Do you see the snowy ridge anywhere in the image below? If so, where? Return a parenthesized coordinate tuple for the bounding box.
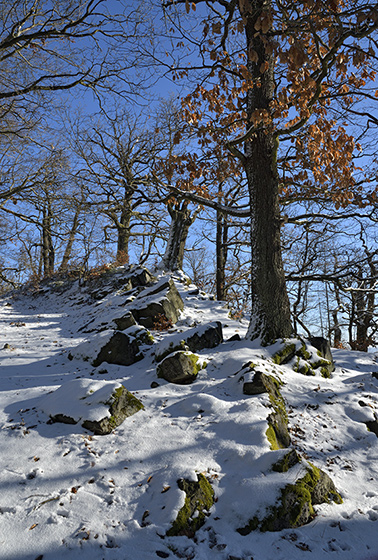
(0, 272, 378, 560)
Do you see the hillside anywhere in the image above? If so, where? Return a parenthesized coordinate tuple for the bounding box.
(1, 265, 378, 560)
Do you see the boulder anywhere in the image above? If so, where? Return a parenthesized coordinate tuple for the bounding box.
(130, 280, 184, 329)
(114, 311, 137, 331)
(155, 322, 223, 362)
(243, 371, 276, 395)
(157, 351, 202, 384)
(41, 379, 144, 435)
(92, 331, 143, 367)
(238, 459, 342, 534)
(308, 337, 335, 367)
(167, 474, 214, 537)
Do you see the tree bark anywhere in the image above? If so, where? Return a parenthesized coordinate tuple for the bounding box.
(159, 200, 197, 271)
(60, 204, 81, 273)
(216, 208, 228, 301)
(241, 0, 292, 344)
(42, 199, 54, 277)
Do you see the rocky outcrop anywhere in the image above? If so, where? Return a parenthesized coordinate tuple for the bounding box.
(41, 379, 144, 435)
(114, 311, 137, 331)
(238, 453, 342, 534)
(155, 322, 223, 362)
(167, 474, 214, 537)
(92, 331, 144, 367)
(82, 386, 144, 435)
(272, 339, 335, 378)
(130, 279, 184, 328)
(156, 351, 203, 384)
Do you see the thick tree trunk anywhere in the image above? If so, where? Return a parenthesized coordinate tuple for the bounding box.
(116, 201, 131, 264)
(241, 0, 292, 344)
(159, 201, 197, 271)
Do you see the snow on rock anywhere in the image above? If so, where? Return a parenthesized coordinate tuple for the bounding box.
(40, 378, 144, 434)
(155, 321, 223, 362)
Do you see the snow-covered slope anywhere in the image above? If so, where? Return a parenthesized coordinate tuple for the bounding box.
(1, 269, 378, 560)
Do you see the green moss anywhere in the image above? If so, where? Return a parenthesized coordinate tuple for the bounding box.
(237, 516, 259, 535)
(166, 474, 214, 537)
(272, 343, 296, 365)
(272, 449, 301, 473)
(185, 352, 202, 374)
(266, 424, 280, 451)
(296, 343, 311, 361)
(240, 463, 342, 534)
(294, 358, 315, 376)
(261, 374, 290, 450)
(320, 367, 332, 378)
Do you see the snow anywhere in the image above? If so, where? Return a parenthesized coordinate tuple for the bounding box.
(1, 276, 378, 560)
(40, 379, 122, 423)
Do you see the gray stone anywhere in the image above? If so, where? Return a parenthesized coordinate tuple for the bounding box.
(92, 331, 143, 367)
(308, 337, 335, 372)
(82, 386, 144, 435)
(237, 461, 342, 534)
(114, 311, 137, 331)
(41, 379, 144, 435)
(243, 371, 272, 395)
(131, 280, 184, 328)
(155, 322, 223, 362)
(157, 351, 202, 384)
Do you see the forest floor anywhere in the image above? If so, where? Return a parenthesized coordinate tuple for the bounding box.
(1, 269, 378, 560)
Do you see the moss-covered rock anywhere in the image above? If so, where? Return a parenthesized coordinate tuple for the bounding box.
(262, 375, 291, 450)
(238, 461, 342, 534)
(243, 371, 275, 395)
(271, 449, 301, 473)
(157, 351, 202, 385)
(272, 343, 296, 365)
(293, 357, 315, 376)
(82, 385, 144, 435)
(167, 474, 214, 537)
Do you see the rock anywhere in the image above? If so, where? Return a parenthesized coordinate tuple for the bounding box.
(82, 386, 144, 435)
(114, 311, 137, 330)
(40, 379, 144, 435)
(264, 376, 291, 450)
(157, 351, 202, 384)
(166, 474, 214, 537)
(238, 460, 342, 534)
(271, 449, 301, 473)
(126, 265, 156, 288)
(130, 280, 184, 329)
(308, 337, 335, 376)
(243, 371, 275, 395)
(228, 333, 241, 342)
(92, 331, 144, 367)
(366, 413, 378, 437)
(155, 322, 223, 362)
(272, 342, 297, 365)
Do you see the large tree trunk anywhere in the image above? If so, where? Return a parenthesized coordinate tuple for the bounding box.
(241, 0, 292, 344)
(116, 200, 131, 264)
(159, 200, 197, 271)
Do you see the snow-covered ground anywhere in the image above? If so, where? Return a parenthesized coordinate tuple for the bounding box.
(1, 272, 378, 560)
